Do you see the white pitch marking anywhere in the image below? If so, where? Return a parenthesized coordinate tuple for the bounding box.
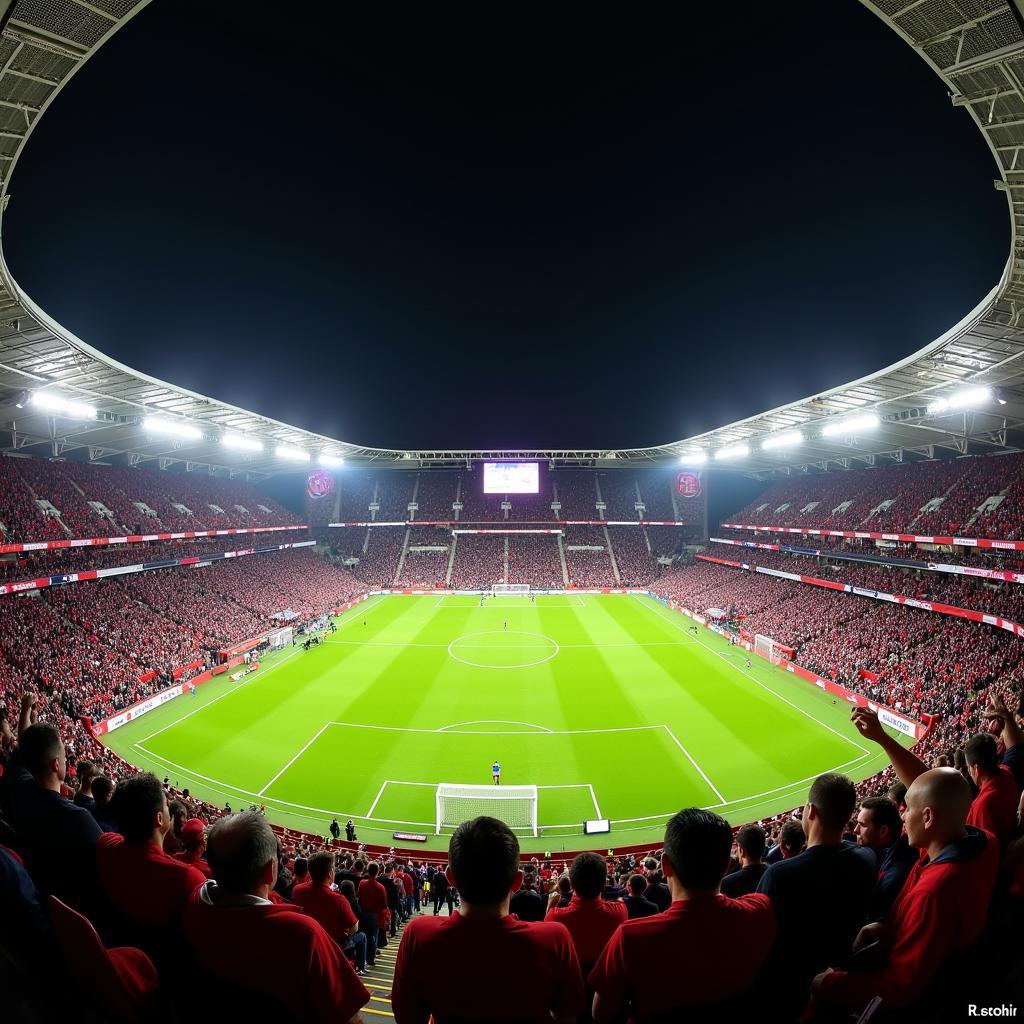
(329, 721, 665, 737)
(366, 780, 390, 817)
(135, 647, 303, 745)
(437, 720, 554, 733)
(637, 595, 869, 756)
(257, 722, 333, 796)
(660, 725, 726, 803)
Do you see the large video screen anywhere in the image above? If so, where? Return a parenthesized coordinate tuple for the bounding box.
(483, 461, 539, 494)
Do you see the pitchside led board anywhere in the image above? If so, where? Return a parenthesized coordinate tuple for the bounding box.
(483, 461, 539, 494)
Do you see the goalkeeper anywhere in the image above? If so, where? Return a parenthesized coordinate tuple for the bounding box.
(492, 760, 501, 785)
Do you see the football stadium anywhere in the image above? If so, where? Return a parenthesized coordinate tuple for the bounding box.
(1, 1, 1024, 1021)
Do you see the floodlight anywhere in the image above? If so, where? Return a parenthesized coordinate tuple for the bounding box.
(31, 391, 97, 419)
(679, 452, 707, 465)
(821, 414, 879, 437)
(319, 454, 345, 467)
(714, 444, 750, 461)
(276, 445, 310, 462)
(926, 386, 992, 415)
(761, 430, 802, 451)
(222, 433, 264, 452)
(143, 416, 203, 440)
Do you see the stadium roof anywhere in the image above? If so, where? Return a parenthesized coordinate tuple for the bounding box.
(2, 0, 1024, 477)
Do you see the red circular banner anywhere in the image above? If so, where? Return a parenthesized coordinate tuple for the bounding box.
(676, 471, 702, 498)
(307, 470, 335, 499)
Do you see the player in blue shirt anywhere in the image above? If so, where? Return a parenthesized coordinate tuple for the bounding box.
(492, 761, 501, 785)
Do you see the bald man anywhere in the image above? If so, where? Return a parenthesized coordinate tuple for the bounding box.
(811, 766, 999, 1011)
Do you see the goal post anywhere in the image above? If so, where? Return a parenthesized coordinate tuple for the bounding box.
(490, 583, 531, 596)
(754, 633, 791, 666)
(435, 783, 539, 836)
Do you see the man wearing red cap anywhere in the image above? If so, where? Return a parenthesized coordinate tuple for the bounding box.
(173, 818, 212, 878)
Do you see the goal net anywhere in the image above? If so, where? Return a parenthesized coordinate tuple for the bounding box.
(754, 633, 784, 665)
(490, 583, 530, 595)
(435, 783, 539, 835)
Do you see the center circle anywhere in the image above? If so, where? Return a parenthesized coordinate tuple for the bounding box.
(447, 630, 560, 670)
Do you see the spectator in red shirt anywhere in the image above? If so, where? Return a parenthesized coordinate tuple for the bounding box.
(392, 816, 584, 1024)
(356, 861, 388, 966)
(964, 732, 1020, 845)
(590, 808, 775, 1022)
(293, 851, 367, 973)
(97, 772, 206, 931)
(545, 851, 627, 967)
(812, 768, 1000, 1012)
(173, 818, 212, 878)
(184, 811, 369, 1023)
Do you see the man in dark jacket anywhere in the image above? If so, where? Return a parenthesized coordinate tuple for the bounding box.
(621, 874, 658, 919)
(431, 864, 449, 915)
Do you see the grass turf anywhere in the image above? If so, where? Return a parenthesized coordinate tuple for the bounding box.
(104, 593, 904, 852)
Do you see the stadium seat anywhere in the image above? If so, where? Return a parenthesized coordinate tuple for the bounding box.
(48, 896, 160, 1024)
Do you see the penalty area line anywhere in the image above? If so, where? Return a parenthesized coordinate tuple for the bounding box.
(257, 722, 333, 797)
(660, 725, 726, 804)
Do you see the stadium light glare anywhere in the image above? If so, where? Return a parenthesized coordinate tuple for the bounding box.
(31, 391, 96, 419)
(222, 433, 264, 452)
(714, 444, 750, 461)
(319, 454, 344, 467)
(679, 452, 707, 465)
(927, 386, 992, 415)
(761, 430, 802, 451)
(276, 445, 310, 462)
(143, 416, 203, 440)
(821, 414, 879, 437)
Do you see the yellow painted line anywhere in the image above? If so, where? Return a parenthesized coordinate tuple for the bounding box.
(362, 1008, 394, 1018)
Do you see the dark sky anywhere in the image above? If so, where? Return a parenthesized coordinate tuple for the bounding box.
(5, 1, 1009, 451)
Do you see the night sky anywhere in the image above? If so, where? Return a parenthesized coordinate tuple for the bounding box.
(5, 1, 1009, 451)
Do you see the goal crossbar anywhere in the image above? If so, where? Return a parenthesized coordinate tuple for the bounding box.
(435, 783, 538, 835)
(490, 583, 530, 595)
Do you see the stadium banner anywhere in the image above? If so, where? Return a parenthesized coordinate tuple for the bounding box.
(720, 522, 1024, 553)
(371, 588, 648, 596)
(90, 654, 252, 737)
(694, 555, 1024, 640)
(0, 540, 316, 596)
(784, 664, 926, 739)
(0, 523, 307, 556)
(709, 536, 1024, 584)
(327, 519, 688, 528)
(93, 684, 184, 736)
(657, 590, 927, 740)
(453, 529, 563, 535)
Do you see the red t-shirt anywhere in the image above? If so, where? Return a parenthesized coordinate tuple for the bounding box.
(357, 877, 388, 913)
(819, 828, 999, 1009)
(184, 884, 369, 1024)
(545, 895, 627, 964)
(966, 765, 1018, 844)
(392, 912, 584, 1024)
(292, 880, 357, 942)
(173, 849, 213, 878)
(401, 871, 414, 896)
(589, 893, 775, 1021)
(96, 832, 206, 927)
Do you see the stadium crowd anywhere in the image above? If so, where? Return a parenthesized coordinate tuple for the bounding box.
(728, 452, 1024, 540)
(1, 685, 1021, 1021)
(0, 456, 300, 544)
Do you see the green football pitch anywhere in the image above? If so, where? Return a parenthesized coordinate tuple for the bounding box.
(104, 593, 903, 853)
